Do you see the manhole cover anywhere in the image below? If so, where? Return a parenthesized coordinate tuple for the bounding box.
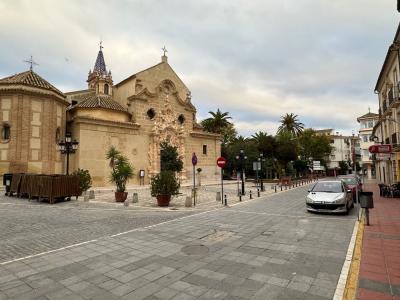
(181, 244, 209, 256)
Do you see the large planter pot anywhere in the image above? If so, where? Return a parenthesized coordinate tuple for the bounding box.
(115, 191, 128, 202)
(156, 195, 171, 207)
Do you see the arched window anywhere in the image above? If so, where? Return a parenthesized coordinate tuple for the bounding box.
(104, 84, 109, 95)
(178, 114, 185, 125)
(1, 124, 10, 141)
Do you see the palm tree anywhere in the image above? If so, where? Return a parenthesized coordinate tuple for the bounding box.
(277, 113, 304, 136)
(251, 131, 268, 144)
(201, 109, 232, 134)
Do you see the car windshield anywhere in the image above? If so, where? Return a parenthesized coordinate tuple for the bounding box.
(311, 182, 343, 193)
(340, 177, 357, 185)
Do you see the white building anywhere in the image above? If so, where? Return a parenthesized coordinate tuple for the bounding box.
(315, 129, 360, 176)
(357, 112, 379, 179)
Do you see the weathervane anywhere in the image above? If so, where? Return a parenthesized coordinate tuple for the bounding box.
(162, 46, 168, 56)
(23, 55, 38, 71)
(99, 40, 104, 51)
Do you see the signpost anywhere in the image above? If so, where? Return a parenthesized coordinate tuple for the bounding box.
(192, 153, 197, 206)
(253, 161, 261, 188)
(312, 161, 321, 171)
(217, 157, 227, 206)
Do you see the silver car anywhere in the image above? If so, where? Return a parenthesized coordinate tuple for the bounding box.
(306, 180, 354, 214)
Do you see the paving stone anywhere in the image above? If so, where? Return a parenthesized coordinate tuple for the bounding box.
(154, 287, 180, 300)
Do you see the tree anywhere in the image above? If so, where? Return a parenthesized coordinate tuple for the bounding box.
(277, 113, 304, 136)
(339, 160, 348, 175)
(275, 131, 298, 177)
(201, 109, 232, 134)
(160, 142, 183, 172)
(298, 129, 333, 163)
(251, 131, 276, 158)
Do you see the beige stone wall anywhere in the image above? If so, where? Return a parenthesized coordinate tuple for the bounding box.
(75, 109, 130, 123)
(70, 120, 148, 187)
(0, 92, 66, 177)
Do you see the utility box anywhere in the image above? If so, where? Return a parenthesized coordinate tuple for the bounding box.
(360, 191, 374, 208)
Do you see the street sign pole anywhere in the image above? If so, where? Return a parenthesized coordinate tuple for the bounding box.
(192, 153, 198, 207)
(216, 156, 227, 206)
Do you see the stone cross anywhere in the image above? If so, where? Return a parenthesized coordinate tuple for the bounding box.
(162, 46, 168, 56)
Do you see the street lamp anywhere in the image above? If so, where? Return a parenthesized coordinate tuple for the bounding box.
(58, 132, 79, 175)
(258, 154, 266, 191)
(235, 149, 247, 195)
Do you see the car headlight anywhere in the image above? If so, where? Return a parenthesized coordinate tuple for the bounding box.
(306, 196, 313, 203)
(332, 195, 345, 203)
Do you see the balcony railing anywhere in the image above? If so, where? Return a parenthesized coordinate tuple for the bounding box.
(392, 133, 398, 144)
(385, 137, 390, 144)
(383, 100, 387, 112)
(389, 86, 400, 105)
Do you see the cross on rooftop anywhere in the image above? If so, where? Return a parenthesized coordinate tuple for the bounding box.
(99, 40, 104, 51)
(162, 46, 168, 56)
(23, 56, 39, 71)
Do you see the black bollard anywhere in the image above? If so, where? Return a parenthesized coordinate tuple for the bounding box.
(250, 190, 253, 199)
(239, 194, 242, 202)
(224, 194, 227, 206)
(274, 185, 277, 193)
(280, 185, 283, 191)
(257, 188, 260, 197)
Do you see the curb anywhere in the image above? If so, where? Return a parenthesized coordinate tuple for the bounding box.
(333, 218, 364, 300)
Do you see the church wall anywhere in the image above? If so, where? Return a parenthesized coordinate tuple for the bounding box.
(0, 92, 66, 177)
(113, 78, 136, 108)
(71, 121, 148, 187)
(75, 109, 130, 123)
(185, 135, 221, 183)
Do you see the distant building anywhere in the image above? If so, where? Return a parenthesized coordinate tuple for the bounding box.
(357, 112, 379, 179)
(315, 129, 360, 176)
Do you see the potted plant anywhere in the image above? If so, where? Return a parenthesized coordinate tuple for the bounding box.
(106, 146, 134, 202)
(71, 168, 92, 196)
(150, 170, 180, 206)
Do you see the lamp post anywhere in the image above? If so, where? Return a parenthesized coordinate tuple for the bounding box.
(259, 154, 266, 191)
(58, 132, 79, 175)
(236, 149, 247, 195)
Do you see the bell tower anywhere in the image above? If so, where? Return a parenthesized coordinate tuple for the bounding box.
(87, 42, 113, 95)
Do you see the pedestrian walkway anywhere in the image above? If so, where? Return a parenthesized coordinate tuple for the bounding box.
(356, 182, 400, 300)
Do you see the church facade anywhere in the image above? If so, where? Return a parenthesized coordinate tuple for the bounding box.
(0, 47, 221, 186)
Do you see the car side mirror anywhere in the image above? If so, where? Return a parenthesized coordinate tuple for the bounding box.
(308, 190, 311, 192)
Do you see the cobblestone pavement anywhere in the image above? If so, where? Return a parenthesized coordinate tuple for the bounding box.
(0, 184, 357, 299)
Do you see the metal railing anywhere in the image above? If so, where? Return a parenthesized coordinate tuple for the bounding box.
(389, 86, 400, 105)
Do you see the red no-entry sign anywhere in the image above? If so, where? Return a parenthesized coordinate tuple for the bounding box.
(217, 156, 226, 168)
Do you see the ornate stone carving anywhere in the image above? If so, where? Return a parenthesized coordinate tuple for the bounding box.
(148, 93, 186, 179)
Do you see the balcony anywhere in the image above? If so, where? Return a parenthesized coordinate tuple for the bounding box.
(389, 86, 400, 105)
(392, 133, 398, 145)
(383, 100, 387, 112)
(385, 137, 390, 144)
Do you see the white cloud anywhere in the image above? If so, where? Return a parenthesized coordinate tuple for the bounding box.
(0, 0, 397, 136)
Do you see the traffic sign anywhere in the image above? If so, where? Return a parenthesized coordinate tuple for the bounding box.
(369, 144, 392, 154)
(216, 156, 226, 168)
(253, 161, 261, 171)
(192, 153, 198, 166)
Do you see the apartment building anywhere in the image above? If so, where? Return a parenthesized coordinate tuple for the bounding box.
(357, 112, 379, 179)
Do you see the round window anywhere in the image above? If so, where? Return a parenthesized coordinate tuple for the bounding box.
(147, 108, 156, 120)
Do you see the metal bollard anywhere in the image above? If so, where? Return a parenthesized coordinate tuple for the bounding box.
(132, 193, 138, 203)
(89, 190, 95, 199)
(280, 185, 283, 191)
(257, 188, 260, 197)
(239, 194, 242, 202)
(224, 194, 227, 206)
(274, 185, 277, 193)
(249, 190, 252, 199)
(285, 185, 287, 190)
(216, 191, 221, 202)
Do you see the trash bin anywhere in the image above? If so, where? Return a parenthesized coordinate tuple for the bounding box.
(360, 191, 374, 209)
(2, 173, 12, 195)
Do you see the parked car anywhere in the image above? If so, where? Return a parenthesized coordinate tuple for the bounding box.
(306, 180, 354, 214)
(338, 175, 362, 201)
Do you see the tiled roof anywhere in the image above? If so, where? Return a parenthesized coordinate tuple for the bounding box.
(0, 70, 64, 97)
(71, 92, 128, 113)
(93, 50, 107, 74)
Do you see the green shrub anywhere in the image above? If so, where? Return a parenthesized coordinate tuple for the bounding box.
(106, 146, 134, 192)
(150, 171, 180, 197)
(71, 168, 92, 192)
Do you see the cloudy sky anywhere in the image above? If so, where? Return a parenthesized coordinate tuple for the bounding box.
(0, 0, 398, 136)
